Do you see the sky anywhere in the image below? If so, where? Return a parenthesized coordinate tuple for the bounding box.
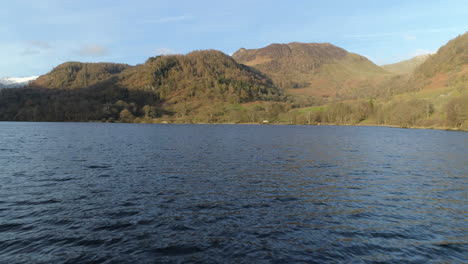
(1, 0, 467, 77)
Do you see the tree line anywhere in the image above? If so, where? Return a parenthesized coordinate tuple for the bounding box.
(2, 84, 466, 130)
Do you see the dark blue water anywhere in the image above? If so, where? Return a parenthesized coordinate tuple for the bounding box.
(0, 123, 467, 263)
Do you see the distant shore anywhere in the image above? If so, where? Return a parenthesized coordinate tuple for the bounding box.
(131, 120, 468, 132)
(4, 120, 465, 132)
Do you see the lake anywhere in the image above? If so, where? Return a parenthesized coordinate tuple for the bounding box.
(0, 123, 466, 263)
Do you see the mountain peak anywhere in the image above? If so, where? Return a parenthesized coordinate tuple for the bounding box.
(232, 41, 386, 97)
(233, 42, 348, 65)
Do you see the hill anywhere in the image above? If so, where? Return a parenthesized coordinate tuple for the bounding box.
(1, 50, 282, 123)
(118, 50, 280, 103)
(232, 42, 390, 99)
(0, 33, 466, 128)
(413, 32, 468, 91)
(30, 51, 280, 103)
(32, 62, 131, 89)
(381, 54, 431, 74)
(283, 32, 468, 129)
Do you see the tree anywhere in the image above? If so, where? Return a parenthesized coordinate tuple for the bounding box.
(119, 109, 135, 123)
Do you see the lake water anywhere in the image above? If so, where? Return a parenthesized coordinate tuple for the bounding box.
(0, 123, 466, 263)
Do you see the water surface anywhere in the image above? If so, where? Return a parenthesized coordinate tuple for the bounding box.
(0, 123, 467, 263)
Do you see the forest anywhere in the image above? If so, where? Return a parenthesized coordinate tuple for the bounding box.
(1, 84, 466, 130)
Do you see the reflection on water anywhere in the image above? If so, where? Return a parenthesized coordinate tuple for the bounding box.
(0, 123, 467, 263)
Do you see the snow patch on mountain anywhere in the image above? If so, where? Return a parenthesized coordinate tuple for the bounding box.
(0, 76, 38, 88)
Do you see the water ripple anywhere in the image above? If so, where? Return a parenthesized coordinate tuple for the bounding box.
(0, 123, 466, 263)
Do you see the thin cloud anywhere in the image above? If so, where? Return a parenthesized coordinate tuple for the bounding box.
(20, 48, 41, 56)
(30, 40, 51, 49)
(146, 15, 193, 24)
(20, 41, 51, 56)
(79, 44, 108, 56)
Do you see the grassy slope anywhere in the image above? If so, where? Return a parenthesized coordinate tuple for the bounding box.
(381, 54, 431, 75)
(284, 33, 468, 130)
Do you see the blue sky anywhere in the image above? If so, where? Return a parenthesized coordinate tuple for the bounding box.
(1, 0, 467, 77)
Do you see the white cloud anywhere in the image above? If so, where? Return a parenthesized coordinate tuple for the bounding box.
(155, 48, 177, 55)
(79, 44, 108, 56)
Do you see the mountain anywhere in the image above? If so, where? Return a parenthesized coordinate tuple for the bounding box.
(413, 32, 467, 90)
(232, 42, 390, 99)
(0, 76, 38, 88)
(31, 50, 280, 103)
(1, 33, 466, 128)
(32, 62, 131, 89)
(1, 50, 281, 123)
(288, 32, 468, 129)
(381, 54, 432, 75)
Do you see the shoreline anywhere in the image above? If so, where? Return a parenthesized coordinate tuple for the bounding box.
(1, 120, 466, 132)
(128, 121, 468, 132)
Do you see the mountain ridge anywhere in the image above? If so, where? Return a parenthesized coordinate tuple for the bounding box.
(381, 54, 432, 75)
(32, 62, 131, 89)
(413, 32, 467, 91)
(1, 32, 466, 128)
(117, 49, 280, 103)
